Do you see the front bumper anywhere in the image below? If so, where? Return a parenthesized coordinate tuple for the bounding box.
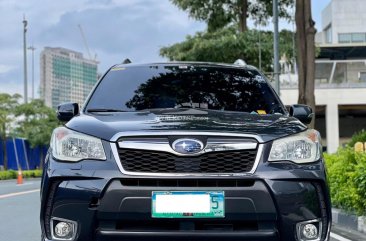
(41, 144, 331, 241)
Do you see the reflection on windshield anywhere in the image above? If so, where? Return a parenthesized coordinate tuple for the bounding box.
(86, 65, 284, 114)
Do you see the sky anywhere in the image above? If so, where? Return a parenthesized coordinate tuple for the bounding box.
(0, 0, 330, 98)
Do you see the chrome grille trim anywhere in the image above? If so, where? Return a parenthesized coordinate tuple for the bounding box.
(110, 131, 264, 142)
(111, 143, 263, 177)
(118, 139, 257, 157)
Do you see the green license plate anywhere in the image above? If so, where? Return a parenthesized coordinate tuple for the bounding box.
(152, 191, 225, 218)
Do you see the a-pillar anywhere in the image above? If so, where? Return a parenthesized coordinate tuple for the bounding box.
(326, 103, 339, 153)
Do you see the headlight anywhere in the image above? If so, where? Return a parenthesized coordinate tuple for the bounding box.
(51, 127, 106, 162)
(269, 129, 321, 164)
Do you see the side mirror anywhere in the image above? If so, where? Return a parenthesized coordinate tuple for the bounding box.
(289, 104, 314, 125)
(57, 103, 79, 122)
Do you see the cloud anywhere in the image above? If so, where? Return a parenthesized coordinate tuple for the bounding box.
(39, 1, 204, 60)
(0, 65, 17, 74)
(0, 0, 205, 97)
(0, 0, 328, 98)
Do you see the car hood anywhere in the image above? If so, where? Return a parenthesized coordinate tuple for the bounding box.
(66, 109, 307, 143)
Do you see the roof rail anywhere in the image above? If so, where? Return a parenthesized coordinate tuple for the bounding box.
(234, 59, 247, 66)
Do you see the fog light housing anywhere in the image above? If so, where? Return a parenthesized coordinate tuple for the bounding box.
(51, 217, 77, 240)
(296, 219, 322, 241)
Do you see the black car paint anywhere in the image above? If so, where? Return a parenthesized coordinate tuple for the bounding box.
(41, 142, 330, 241)
(66, 109, 306, 142)
(40, 62, 331, 241)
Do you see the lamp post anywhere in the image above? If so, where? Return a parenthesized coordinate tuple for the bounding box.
(28, 45, 36, 100)
(273, 0, 280, 96)
(23, 15, 28, 103)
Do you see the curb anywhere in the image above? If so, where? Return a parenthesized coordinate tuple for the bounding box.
(332, 208, 366, 234)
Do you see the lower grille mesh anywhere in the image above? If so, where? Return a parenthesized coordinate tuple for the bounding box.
(118, 149, 257, 173)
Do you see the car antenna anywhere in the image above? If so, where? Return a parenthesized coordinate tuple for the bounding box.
(122, 58, 132, 64)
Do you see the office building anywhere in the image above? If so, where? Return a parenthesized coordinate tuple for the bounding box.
(280, 0, 366, 153)
(319, 0, 366, 44)
(40, 47, 98, 109)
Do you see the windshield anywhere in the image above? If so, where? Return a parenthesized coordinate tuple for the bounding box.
(85, 65, 285, 114)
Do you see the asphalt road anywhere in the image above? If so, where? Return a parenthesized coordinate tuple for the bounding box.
(0, 179, 364, 241)
(0, 179, 41, 241)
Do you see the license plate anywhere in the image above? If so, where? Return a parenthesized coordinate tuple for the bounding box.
(152, 191, 225, 218)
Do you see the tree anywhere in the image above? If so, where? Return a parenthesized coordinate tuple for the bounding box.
(163, 0, 296, 74)
(14, 99, 60, 166)
(160, 27, 295, 73)
(171, 0, 293, 32)
(295, 0, 316, 127)
(15, 99, 59, 147)
(0, 93, 21, 170)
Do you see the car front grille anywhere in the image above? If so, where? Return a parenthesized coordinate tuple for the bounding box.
(117, 148, 257, 174)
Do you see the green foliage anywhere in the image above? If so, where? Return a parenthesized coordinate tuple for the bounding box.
(171, 0, 294, 32)
(172, 0, 232, 32)
(249, 0, 294, 24)
(14, 99, 60, 147)
(164, 0, 296, 73)
(348, 129, 366, 148)
(325, 148, 366, 215)
(0, 169, 42, 180)
(23, 169, 43, 178)
(0, 93, 21, 169)
(0, 170, 17, 180)
(160, 27, 295, 73)
(0, 96, 58, 170)
(0, 93, 21, 137)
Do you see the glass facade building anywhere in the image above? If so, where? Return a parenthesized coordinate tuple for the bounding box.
(40, 47, 98, 109)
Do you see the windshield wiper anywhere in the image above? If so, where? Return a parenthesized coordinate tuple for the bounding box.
(176, 103, 194, 108)
(87, 108, 126, 113)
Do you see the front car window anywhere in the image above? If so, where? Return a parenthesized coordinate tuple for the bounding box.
(85, 65, 285, 114)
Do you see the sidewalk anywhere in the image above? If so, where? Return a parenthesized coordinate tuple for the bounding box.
(332, 208, 366, 236)
(332, 223, 366, 241)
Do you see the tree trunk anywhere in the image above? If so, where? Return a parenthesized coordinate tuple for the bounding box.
(295, 0, 306, 104)
(295, 0, 316, 128)
(304, 0, 316, 127)
(238, 0, 248, 32)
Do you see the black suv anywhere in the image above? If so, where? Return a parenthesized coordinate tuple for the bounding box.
(40, 62, 331, 241)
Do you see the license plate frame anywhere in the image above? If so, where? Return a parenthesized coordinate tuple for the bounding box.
(151, 191, 225, 218)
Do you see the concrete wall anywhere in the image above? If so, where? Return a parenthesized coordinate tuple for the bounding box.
(323, 0, 366, 44)
(321, 1, 332, 30)
(280, 88, 366, 153)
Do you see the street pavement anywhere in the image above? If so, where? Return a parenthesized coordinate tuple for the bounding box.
(0, 178, 364, 241)
(0, 178, 41, 241)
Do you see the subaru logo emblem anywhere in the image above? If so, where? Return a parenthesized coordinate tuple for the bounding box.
(172, 138, 204, 154)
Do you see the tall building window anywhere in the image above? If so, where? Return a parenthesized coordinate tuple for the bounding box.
(339, 33, 366, 43)
(339, 33, 352, 43)
(352, 33, 366, 43)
